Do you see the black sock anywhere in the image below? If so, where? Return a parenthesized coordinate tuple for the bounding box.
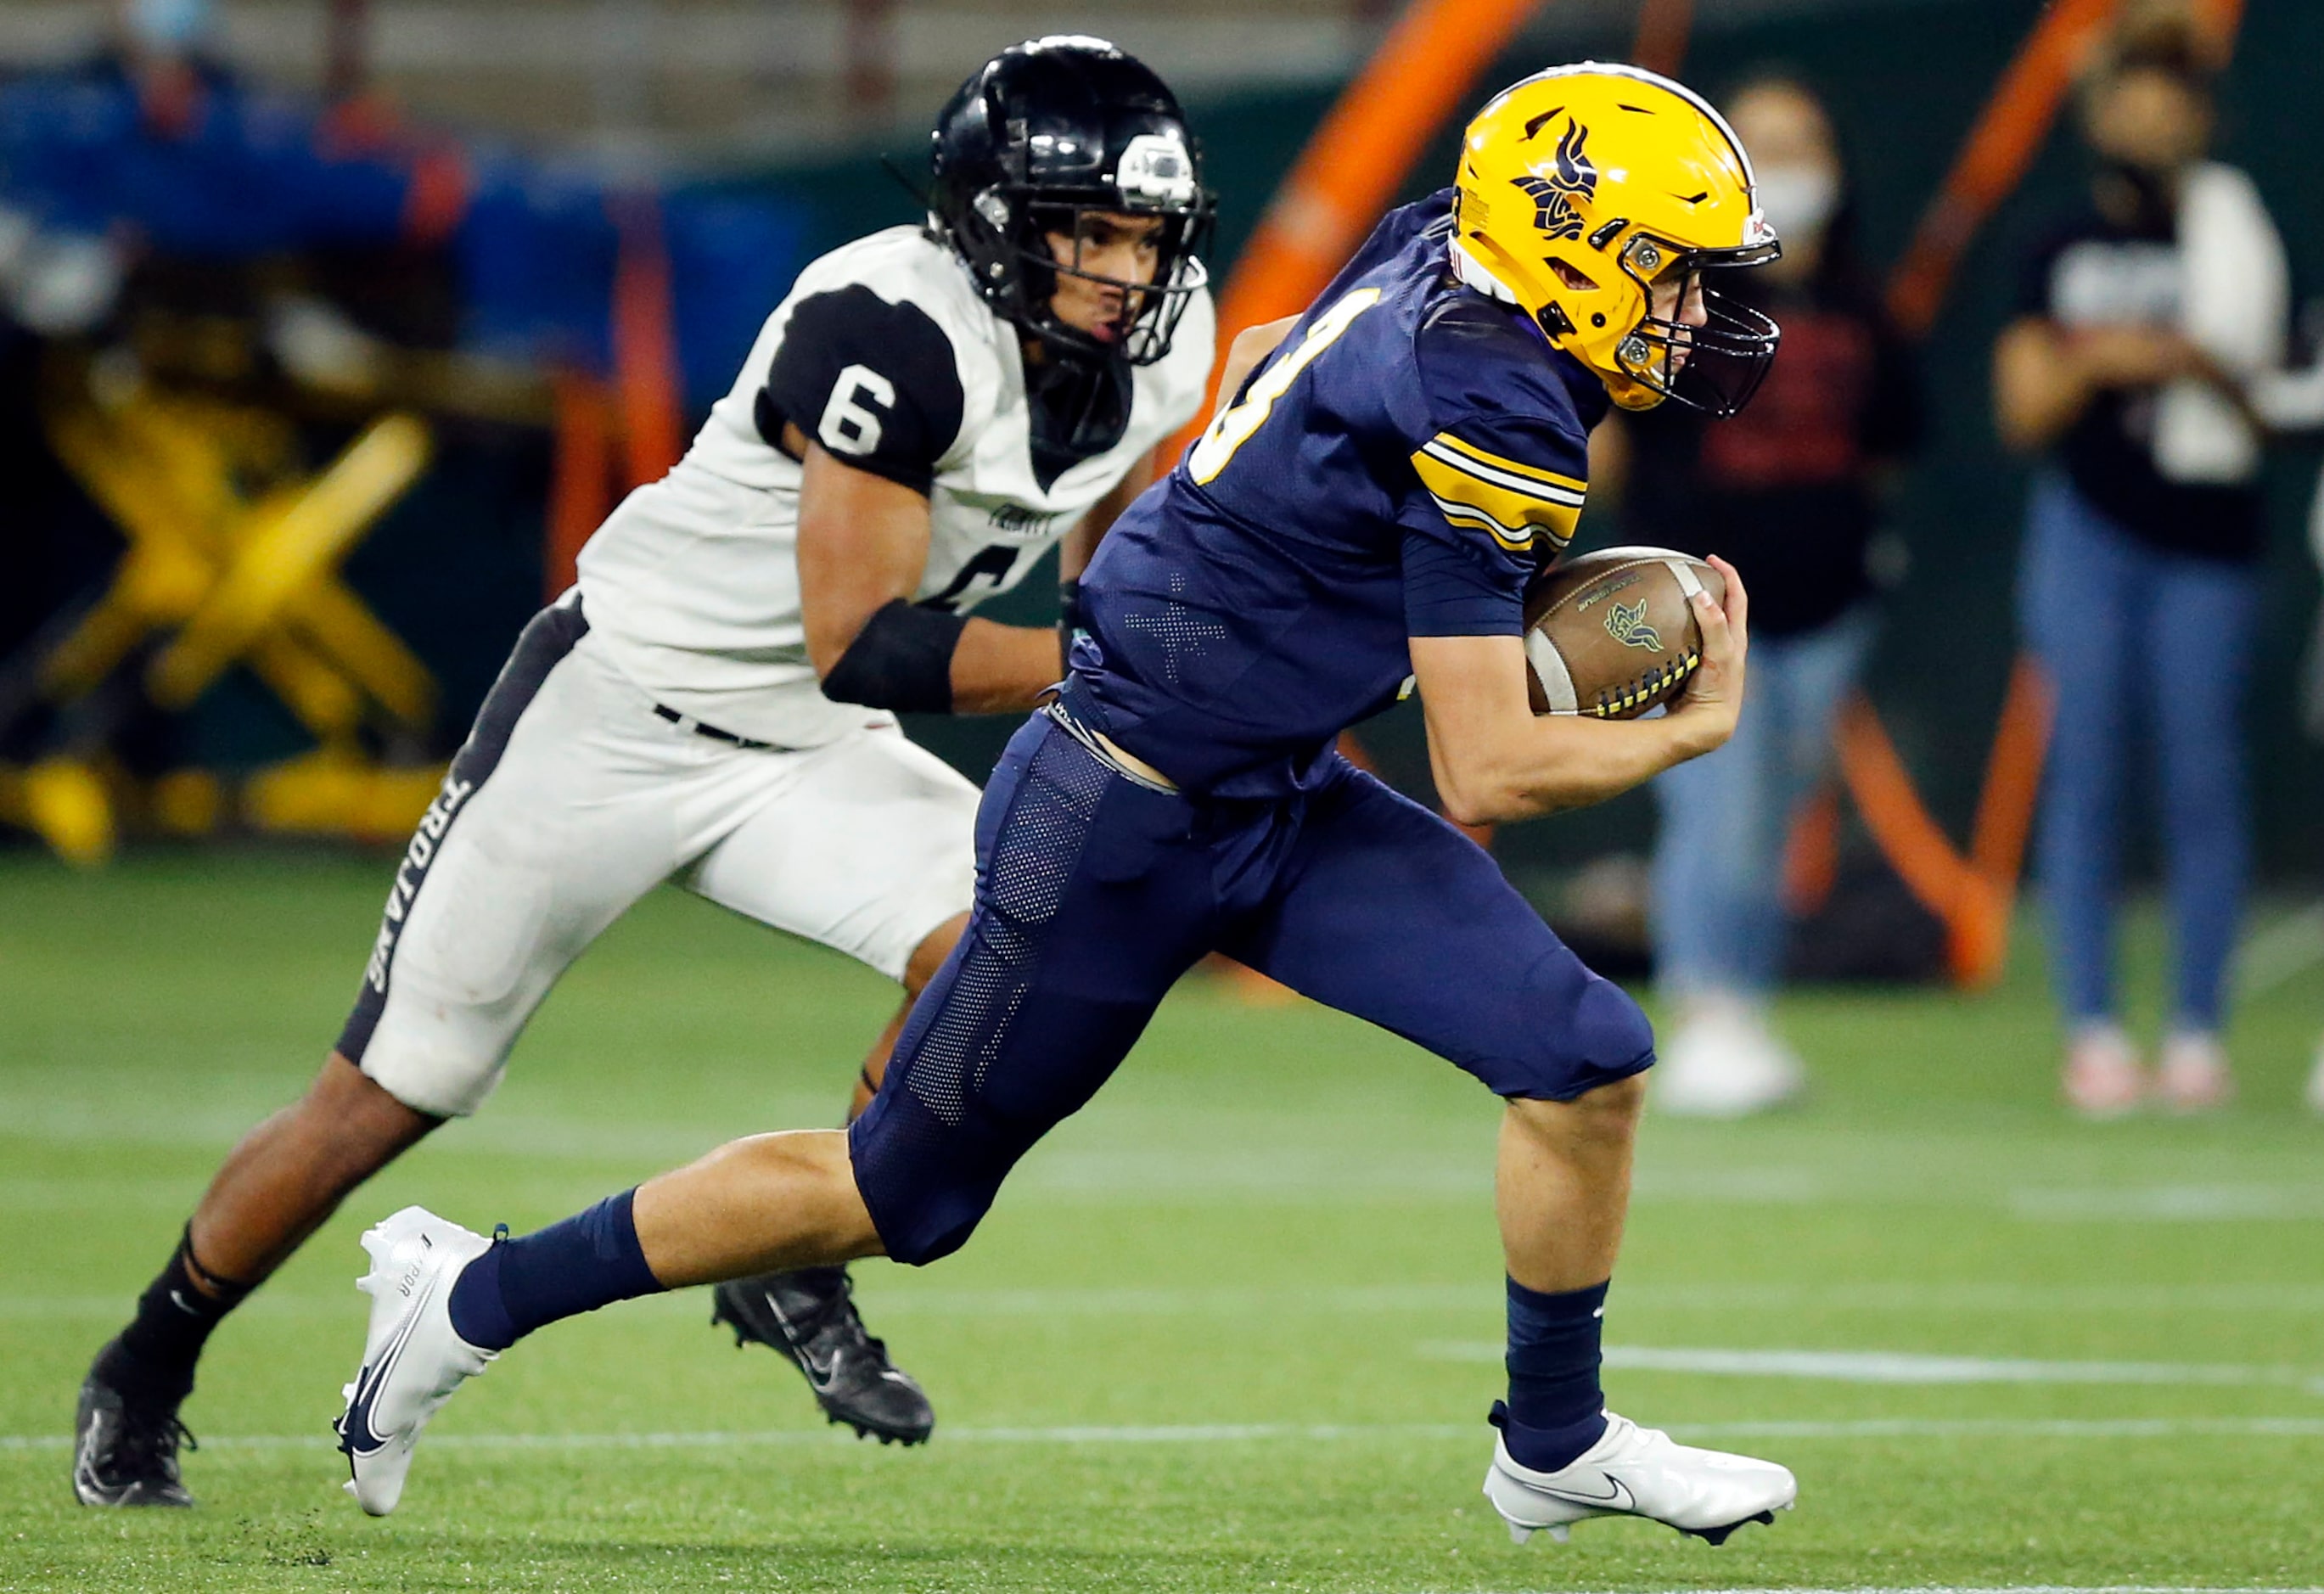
(446, 1189, 665, 1352)
(99, 1228, 255, 1404)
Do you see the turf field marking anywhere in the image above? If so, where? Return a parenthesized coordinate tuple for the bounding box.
(2011, 1185, 2324, 1221)
(865, 1280, 2324, 1316)
(8, 1416, 2324, 1454)
(17, 1279, 2324, 1320)
(1424, 1343, 2324, 1392)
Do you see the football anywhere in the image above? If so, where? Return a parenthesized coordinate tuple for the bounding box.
(1522, 547, 1726, 719)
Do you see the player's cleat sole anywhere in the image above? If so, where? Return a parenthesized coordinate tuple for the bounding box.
(71, 1361, 196, 1508)
(333, 1207, 497, 1517)
(710, 1266, 934, 1445)
(1483, 1406, 1794, 1547)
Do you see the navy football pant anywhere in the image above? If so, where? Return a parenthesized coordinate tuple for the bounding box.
(850, 712, 1657, 1266)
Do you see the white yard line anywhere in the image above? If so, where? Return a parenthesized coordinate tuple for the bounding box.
(14, 1280, 2324, 1321)
(8, 1415, 2324, 1455)
(1423, 1344, 2324, 1393)
(2011, 1186, 2324, 1221)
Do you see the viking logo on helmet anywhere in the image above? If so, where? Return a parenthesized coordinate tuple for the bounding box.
(1511, 120, 1597, 242)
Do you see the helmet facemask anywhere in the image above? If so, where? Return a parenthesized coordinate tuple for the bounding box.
(984, 191, 1215, 368)
(1608, 232, 1782, 418)
(948, 123, 1215, 369)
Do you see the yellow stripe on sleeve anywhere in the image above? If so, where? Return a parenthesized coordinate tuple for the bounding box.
(1410, 442, 1583, 553)
(1425, 432, 1588, 497)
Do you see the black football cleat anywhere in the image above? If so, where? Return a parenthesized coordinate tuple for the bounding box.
(711, 1266, 934, 1445)
(73, 1360, 197, 1507)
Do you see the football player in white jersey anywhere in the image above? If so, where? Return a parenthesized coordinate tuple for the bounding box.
(73, 35, 1215, 1507)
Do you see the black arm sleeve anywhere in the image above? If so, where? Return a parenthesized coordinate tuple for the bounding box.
(819, 598, 967, 715)
(756, 285, 968, 494)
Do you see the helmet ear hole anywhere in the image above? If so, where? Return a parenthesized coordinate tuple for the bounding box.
(1550, 259, 1598, 292)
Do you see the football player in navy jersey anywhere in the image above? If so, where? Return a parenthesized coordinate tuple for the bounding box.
(73, 36, 1214, 1507)
(331, 65, 1801, 1548)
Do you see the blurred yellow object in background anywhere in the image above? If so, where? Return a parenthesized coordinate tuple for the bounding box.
(148, 768, 226, 839)
(8, 357, 445, 862)
(143, 413, 435, 723)
(241, 749, 448, 845)
(4, 758, 116, 868)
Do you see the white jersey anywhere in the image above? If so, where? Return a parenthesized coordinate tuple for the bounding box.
(577, 225, 1215, 746)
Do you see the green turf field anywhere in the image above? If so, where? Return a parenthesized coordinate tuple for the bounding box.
(3, 848, 2321, 1592)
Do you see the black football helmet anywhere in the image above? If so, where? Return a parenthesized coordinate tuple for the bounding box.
(929, 36, 1214, 367)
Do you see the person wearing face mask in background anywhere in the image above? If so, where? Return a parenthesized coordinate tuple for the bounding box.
(1593, 73, 1922, 1117)
(1994, 4, 2286, 1117)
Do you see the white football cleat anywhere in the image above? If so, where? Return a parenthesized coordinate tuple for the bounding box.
(1483, 1410, 1796, 1546)
(334, 1206, 497, 1517)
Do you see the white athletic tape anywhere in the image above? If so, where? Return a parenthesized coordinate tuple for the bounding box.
(1524, 628, 1579, 714)
(1663, 557, 1706, 599)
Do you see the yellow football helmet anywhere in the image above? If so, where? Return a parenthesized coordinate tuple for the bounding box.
(1451, 63, 1781, 414)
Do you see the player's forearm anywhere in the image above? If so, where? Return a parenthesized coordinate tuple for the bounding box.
(1432, 711, 1721, 826)
(950, 619, 1066, 714)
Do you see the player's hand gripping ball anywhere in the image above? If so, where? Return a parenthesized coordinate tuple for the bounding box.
(1522, 547, 1727, 719)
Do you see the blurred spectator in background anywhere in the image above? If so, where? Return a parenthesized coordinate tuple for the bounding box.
(1993, 5, 2285, 1116)
(1597, 73, 1921, 1117)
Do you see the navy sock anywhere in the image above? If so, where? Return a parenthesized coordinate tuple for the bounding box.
(1498, 1277, 1610, 1472)
(447, 1189, 665, 1352)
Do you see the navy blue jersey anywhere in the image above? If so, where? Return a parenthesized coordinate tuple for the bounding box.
(1068, 191, 1609, 796)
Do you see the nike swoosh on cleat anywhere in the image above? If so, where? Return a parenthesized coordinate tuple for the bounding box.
(761, 1292, 843, 1390)
(337, 1271, 438, 1458)
(798, 1347, 841, 1392)
(1526, 1470, 1634, 1512)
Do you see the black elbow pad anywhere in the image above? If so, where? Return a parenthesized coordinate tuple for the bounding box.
(821, 598, 967, 714)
